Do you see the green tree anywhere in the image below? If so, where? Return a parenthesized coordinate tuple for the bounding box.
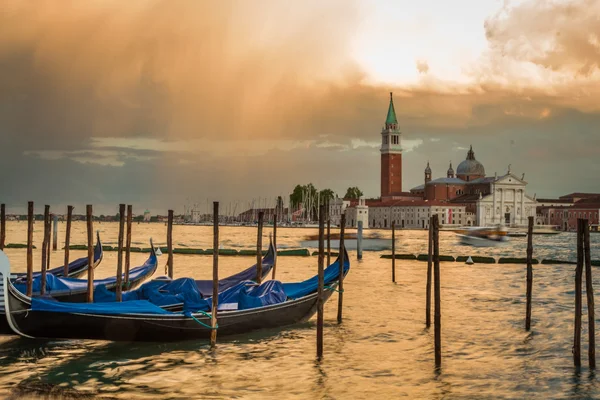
(344, 187, 363, 200)
(319, 189, 335, 206)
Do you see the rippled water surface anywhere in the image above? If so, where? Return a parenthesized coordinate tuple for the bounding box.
(1, 221, 600, 399)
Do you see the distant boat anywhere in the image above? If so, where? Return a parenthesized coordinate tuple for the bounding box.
(300, 232, 392, 251)
(455, 225, 508, 247)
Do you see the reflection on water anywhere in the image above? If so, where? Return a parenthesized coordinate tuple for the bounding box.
(1, 222, 600, 398)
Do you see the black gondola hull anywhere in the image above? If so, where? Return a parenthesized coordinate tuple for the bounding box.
(5, 281, 334, 342)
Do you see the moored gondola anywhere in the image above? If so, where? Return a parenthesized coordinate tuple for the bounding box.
(0, 247, 349, 342)
(10, 231, 103, 280)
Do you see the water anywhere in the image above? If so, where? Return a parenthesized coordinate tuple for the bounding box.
(1, 221, 600, 399)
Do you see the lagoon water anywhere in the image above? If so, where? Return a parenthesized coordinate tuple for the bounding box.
(0, 221, 599, 399)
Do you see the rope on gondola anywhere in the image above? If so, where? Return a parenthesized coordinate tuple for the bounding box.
(324, 285, 344, 293)
(186, 310, 218, 330)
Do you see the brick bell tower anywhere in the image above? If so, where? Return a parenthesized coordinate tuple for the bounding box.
(380, 92, 403, 198)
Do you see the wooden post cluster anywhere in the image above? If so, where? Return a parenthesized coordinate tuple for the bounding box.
(0, 203, 5, 251)
(167, 210, 174, 279)
(272, 213, 278, 279)
(432, 214, 442, 368)
(211, 201, 220, 348)
(256, 211, 264, 284)
(125, 204, 132, 286)
(337, 214, 346, 324)
(40, 205, 50, 295)
(115, 204, 125, 302)
(86, 205, 94, 303)
(426, 218, 433, 328)
(317, 204, 325, 359)
(63, 205, 73, 277)
(391, 221, 396, 283)
(525, 216, 534, 331)
(574, 219, 595, 369)
(26, 201, 34, 296)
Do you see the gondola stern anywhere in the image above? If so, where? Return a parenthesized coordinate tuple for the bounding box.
(0, 250, 34, 338)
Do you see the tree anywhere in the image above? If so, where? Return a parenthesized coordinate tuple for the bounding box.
(344, 187, 363, 200)
(319, 189, 335, 206)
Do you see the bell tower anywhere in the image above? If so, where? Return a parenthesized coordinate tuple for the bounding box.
(380, 92, 403, 198)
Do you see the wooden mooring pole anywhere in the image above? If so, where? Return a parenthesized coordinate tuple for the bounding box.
(526, 216, 534, 331)
(167, 210, 174, 279)
(574, 218, 584, 368)
(86, 205, 94, 303)
(584, 219, 596, 369)
(40, 205, 50, 295)
(327, 216, 331, 267)
(211, 201, 219, 348)
(52, 214, 58, 251)
(433, 214, 441, 368)
(0, 203, 5, 250)
(125, 205, 132, 286)
(116, 204, 125, 301)
(272, 213, 277, 279)
(26, 201, 34, 296)
(391, 221, 396, 283)
(337, 214, 346, 324)
(426, 217, 433, 328)
(63, 205, 73, 277)
(317, 204, 325, 359)
(257, 211, 264, 284)
(357, 220, 363, 260)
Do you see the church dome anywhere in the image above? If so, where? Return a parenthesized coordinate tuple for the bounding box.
(456, 146, 485, 177)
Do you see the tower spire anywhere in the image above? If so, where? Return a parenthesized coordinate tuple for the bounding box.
(385, 92, 398, 127)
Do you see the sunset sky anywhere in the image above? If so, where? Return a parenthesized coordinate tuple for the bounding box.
(1, 0, 599, 214)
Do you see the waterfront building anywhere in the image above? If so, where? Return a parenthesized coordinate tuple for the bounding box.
(143, 209, 151, 222)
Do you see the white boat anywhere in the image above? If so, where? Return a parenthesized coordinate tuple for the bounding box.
(455, 225, 509, 247)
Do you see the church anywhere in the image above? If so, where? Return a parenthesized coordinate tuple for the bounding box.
(336, 93, 540, 229)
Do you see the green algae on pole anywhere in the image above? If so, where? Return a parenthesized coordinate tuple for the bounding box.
(526, 216, 534, 331)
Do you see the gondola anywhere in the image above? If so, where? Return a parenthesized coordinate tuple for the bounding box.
(10, 231, 103, 280)
(0, 247, 350, 342)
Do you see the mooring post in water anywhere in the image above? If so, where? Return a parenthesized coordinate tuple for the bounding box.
(426, 217, 433, 328)
(46, 212, 52, 276)
(357, 220, 363, 260)
(40, 205, 50, 295)
(391, 221, 396, 283)
(63, 205, 73, 277)
(337, 214, 346, 324)
(116, 204, 125, 302)
(26, 201, 34, 296)
(327, 216, 331, 267)
(52, 213, 58, 251)
(167, 209, 174, 279)
(86, 205, 94, 303)
(125, 205, 132, 286)
(433, 214, 441, 368)
(583, 218, 596, 369)
(317, 204, 325, 359)
(526, 216, 534, 331)
(272, 213, 277, 280)
(574, 218, 584, 368)
(256, 211, 264, 284)
(211, 201, 219, 348)
(0, 203, 5, 251)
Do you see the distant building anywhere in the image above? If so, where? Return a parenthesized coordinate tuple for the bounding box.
(538, 194, 600, 231)
(328, 197, 350, 226)
(143, 210, 151, 222)
(237, 208, 289, 223)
